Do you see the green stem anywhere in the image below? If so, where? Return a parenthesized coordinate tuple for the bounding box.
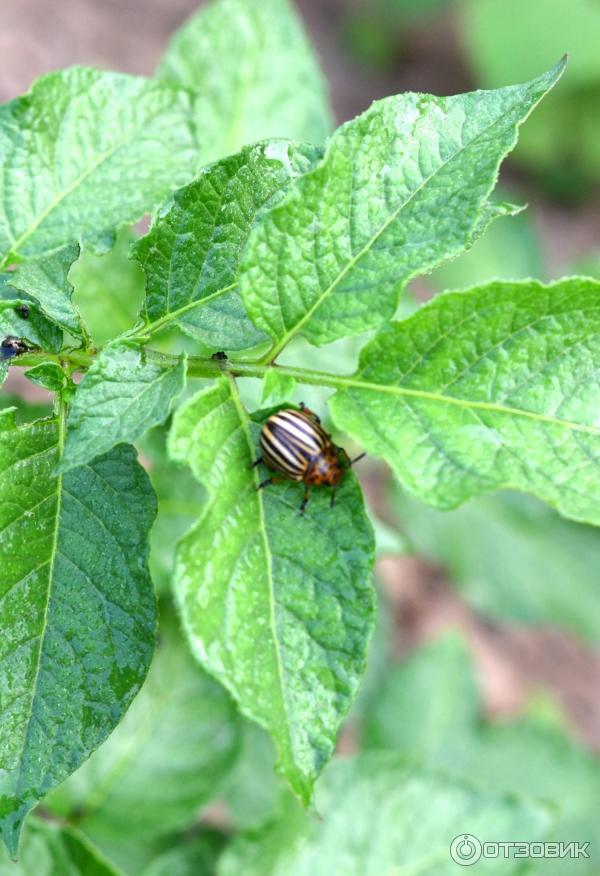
(13, 347, 348, 390)
(16, 350, 95, 370)
(14, 347, 600, 438)
(153, 351, 347, 389)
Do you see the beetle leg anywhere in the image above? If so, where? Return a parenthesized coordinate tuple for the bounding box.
(257, 476, 285, 491)
(250, 456, 263, 469)
(299, 484, 311, 516)
(350, 452, 366, 466)
(330, 489, 337, 509)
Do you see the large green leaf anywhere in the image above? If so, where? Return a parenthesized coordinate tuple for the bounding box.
(393, 489, 600, 642)
(4, 244, 83, 340)
(169, 377, 375, 804)
(330, 277, 600, 525)
(0, 410, 156, 856)
(133, 141, 319, 350)
(240, 61, 565, 356)
(219, 753, 552, 875)
(46, 613, 240, 872)
(59, 344, 186, 473)
(0, 67, 195, 267)
(158, 0, 332, 167)
(0, 817, 122, 876)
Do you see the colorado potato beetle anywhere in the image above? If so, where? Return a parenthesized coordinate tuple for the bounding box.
(252, 403, 365, 515)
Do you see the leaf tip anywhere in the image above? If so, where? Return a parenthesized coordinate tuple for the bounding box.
(1, 814, 24, 861)
(549, 53, 568, 83)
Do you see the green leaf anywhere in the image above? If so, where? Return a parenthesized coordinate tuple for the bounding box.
(330, 277, 600, 525)
(0, 413, 157, 856)
(0, 67, 196, 267)
(0, 283, 63, 354)
(158, 0, 332, 167)
(5, 244, 83, 340)
(219, 753, 552, 876)
(46, 612, 240, 871)
(23, 362, 68, 394)
(261, 370, 297, 406)
(169, 377, 375, 804)
(240, 60, 565, 356)
(133, 141, 320, 350)
(71, 231, 146, 346)
(0, 817, 122, 875)
(393, 489, 600, 642)
(59, 345, 187, 473)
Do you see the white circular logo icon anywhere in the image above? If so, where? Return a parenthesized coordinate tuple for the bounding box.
(450, 834, 483, 866)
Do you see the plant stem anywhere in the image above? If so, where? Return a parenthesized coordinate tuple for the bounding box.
(150, 350, 349, 389)
(13, 347, 352, 391)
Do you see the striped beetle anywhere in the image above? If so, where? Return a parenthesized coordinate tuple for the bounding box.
(252, 403, 364, 515)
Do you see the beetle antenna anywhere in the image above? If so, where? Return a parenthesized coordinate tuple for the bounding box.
(349, 452, 366, 467)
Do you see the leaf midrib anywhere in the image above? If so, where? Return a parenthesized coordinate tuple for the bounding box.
(264, 78, 553, 359)
(14, 411, 64, 804)
(337, 376, 600, 437)
(140, 282, 238, 339)
(227, 377, 295, 767)
(0, 97, 167, 268)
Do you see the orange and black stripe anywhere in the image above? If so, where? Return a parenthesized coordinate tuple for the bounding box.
(259, 409, 328, 481)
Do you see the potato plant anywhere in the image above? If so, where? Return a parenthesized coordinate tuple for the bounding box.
(0, 0, 596, 873)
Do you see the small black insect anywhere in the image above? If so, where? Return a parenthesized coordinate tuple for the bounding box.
(211, 351, 228, 361)
(0, 336, 33, 359)
(252, 403, 365, 515)
(14, 304, 30, 319)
